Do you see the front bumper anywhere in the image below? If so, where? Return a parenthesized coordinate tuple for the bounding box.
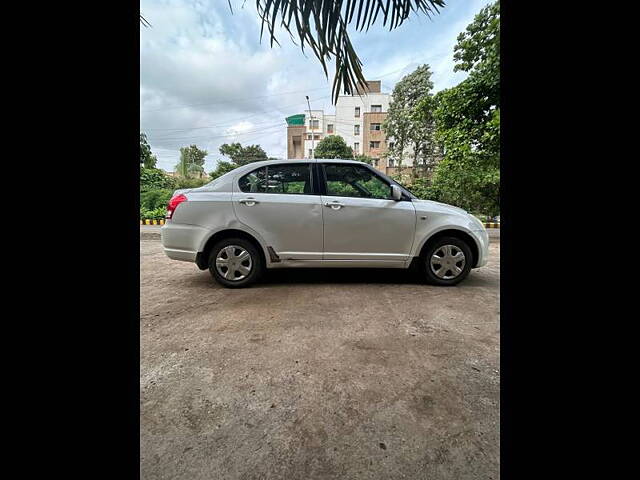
(473, 228, 490, 267)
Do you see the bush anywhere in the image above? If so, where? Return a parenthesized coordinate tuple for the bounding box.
(140, 206, 166, 220)
(140, 167, 176, 191)
(140, 189, 173, 211)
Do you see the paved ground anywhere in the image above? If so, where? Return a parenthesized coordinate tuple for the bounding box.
(141, 236, 500, 480)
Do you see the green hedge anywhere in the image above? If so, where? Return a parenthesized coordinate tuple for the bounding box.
(140, 206, 166, 220)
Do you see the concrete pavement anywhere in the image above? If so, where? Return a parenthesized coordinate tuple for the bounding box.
(140, 237, 500, 479)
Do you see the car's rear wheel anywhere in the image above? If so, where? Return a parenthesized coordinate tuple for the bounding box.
(422, 236, 473, 286)
(208, 237, 263, 288)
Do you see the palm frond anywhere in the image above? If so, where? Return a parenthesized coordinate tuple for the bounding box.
(140, 14, 152, 28)
(241, 1, 445, 103)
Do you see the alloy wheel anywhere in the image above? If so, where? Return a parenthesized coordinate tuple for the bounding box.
(429, 245, 466, 280)
(215, 245, 253, 281)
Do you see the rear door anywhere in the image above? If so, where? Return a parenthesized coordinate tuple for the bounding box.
(232, 163, 323, 260)
(320, 163, 416, 261)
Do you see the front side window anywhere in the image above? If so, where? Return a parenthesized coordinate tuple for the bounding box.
(238, 164, 312, 194)
(310, 119, 319, 129)
(370, 123, 381, 131)
(371, 105, 382, 113)
(354, 107, 360, 117)
(354, 124, 360, 135)
(327, 124, 334, 133)
(370, 141, 381, 149)
(354, 142, 359, 152)
(323, 164, 391, 199)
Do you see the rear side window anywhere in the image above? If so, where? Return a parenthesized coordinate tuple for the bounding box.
(238, 164, 313, 194)
(323, 164, 391, 199)
(238, 167, 267, 193)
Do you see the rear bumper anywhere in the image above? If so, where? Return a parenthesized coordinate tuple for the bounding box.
(164, 247, 198, 262)
(160, 222, 211, 264)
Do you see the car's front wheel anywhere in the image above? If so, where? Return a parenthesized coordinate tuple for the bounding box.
(422, 236, 473, 286)
(208, 238, 263, 288)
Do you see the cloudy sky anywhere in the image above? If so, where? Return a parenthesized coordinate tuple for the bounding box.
(140, 0, 492, 173)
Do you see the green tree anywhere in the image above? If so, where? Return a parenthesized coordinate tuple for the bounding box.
(219, 143, 269, 167)
(140, 133, 157, 169)
(354, 154, 375, 165)
(175, 145, 208, 178)
(236, 1, 445, 103)
(209, 161, 238, 180)
(313, 135, 353, 159)
(426, 0, 500, 216)
(140, 167, 175, 192)
(383, 64, 440, 179)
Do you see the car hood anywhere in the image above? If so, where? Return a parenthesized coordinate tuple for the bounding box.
(411, 199, 468, 216)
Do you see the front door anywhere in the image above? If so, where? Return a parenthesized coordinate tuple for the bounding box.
(320, 163, 416, 261)
(232, 163, 323, 260)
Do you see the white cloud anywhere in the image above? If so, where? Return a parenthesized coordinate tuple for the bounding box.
(140, 0, 494, 173)
(225, 121, 254, 135)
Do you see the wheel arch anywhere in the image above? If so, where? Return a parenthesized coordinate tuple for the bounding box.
(416, 228, 481, 268)
(196, 228, 268, 270)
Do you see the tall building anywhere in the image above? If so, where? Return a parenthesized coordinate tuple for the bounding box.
(285, 80, 411, 174)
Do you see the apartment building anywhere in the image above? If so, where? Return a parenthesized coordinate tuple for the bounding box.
(285, 80, 412, 174)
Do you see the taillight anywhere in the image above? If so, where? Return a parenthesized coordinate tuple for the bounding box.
(166, 194, 187, 219)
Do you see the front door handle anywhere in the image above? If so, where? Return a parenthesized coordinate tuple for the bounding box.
(239, 198, 259, 206)
(324, 201, 344, 210)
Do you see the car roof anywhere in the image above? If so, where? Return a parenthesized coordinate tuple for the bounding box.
(226, 158, 366, 176)
(197, 158, 374, 193)
(238, 158, 363, 167)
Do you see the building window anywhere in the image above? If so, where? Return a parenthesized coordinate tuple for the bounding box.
(327, 124, 334, 133)
(309, 119, 319, 129)
(370, 141, 381, 149)
(370, 123, 381, 131)
(388, 158, 395, 167)
(309, 149, 313, 158)
(373, 158, 379, 167)
(389, 141, 395, 149)
(307, 134, 321, 140)
(354, 107, 360, 117)
(354, 124, 360, 135)
(371, 105, 382, 113)
(354, 142, 359, 152)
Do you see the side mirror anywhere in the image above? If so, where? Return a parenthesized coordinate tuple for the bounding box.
(391, 184, 402, 201)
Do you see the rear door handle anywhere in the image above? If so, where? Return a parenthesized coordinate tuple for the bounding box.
(324, 201, 344, 210)
(239, 198, 259, 206)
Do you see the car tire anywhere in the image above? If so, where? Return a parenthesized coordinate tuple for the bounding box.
(208, 237, 263, 288)
(422, 236, 473, 286)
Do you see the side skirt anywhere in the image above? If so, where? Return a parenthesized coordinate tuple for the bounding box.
(267, 259, 410, 269)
